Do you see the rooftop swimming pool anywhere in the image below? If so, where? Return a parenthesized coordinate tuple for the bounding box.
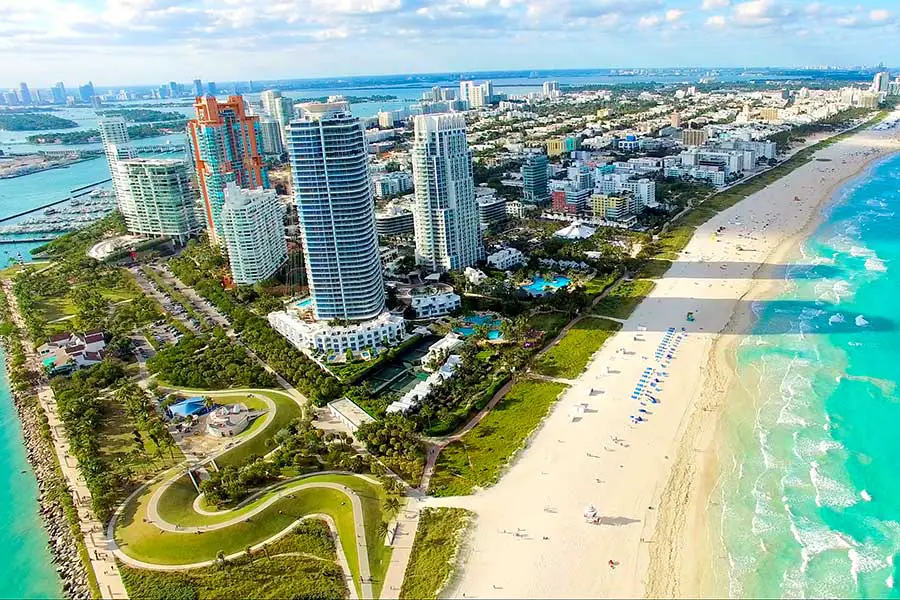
(520, 275, 571, 296)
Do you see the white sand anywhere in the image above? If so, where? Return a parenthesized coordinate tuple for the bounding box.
(427, 116, 900, 599)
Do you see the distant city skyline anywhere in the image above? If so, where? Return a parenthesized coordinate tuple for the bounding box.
(2, 0, 899, 86)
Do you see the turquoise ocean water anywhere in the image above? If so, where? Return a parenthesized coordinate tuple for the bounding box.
(0, 347, 62, 597)
(715, 152, 900, 597)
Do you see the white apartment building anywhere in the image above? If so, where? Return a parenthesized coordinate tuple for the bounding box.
(220, 183, 288, 285)
(411, 113, 484, 272)
(375, 201, 415, 237)
(286, 102, 386, 320)
(476, 195, 507, 230)
(98, 116, 139, 221)
(680, 148, 744, 175)
(486, 247, 525, 270)
(373, 171, 413, 198)
(460, 80, 493, 108)
(260, 89, 293, 127)
(272, 101, 405, 356)
(258, 117, 284, 155)
(268, 310, 404, 354)
(594, 172, 656, 210)
(664, 165, 726, 187)
(409, 289, 461, 318)
(118, 159, 202, 244)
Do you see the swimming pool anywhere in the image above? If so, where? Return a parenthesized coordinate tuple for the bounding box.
(295, 297, 313, 309)
(455, 314, 504, 339)
(520, 275, 571, 296)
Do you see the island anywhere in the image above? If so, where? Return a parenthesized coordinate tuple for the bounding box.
(26, 122, 186, 144)
(97, 109, 186, 123)
(0, 112, 79, 131)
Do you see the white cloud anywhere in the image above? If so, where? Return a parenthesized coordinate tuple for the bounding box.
(701, 0, 729, 9)
(638, 14, 661, 27)
(666, 9, 684, 22)
(870, 9, 891, 22)
(705, 14, 726, 26)
(732, 0, 792, 28)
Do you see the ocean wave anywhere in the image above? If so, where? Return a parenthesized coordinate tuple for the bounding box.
(864, 258, 887, 272)
(788, 509, 852, 574)
(849, 546, 887, 586)
(809, 461, 858, 508)
(850, 245, 873, 258)
(829, 314, 846, 326)
(856, 315, 870, 327)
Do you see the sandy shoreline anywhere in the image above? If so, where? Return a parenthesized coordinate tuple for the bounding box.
(657, 128, 900, 599)
(427, 113, 900, 599)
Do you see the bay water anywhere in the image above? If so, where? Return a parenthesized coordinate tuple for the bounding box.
(715, 152, 900, 597)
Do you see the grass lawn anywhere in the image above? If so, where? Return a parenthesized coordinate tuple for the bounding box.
(429, 380, 566, 497)
(128, 471, 390, 598)
(119, 553, 347, 600)
(527, 311, 571, 339)
(592, 279, 656, 320)
(115, 475, 359, 573)
(533, 317, 621, 379)
(0, 261, 51, 279)
(582, 273, 617, 297)
(99, 285, 140, 302)
(399, 508, 473, 600)
(35, 296, 75, 322)
(97, 397, 183, 482)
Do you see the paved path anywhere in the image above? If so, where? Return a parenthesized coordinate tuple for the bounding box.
(115, 476, 373, 598)
(2, 280, 129, 599)
(380, 498, 421, 600)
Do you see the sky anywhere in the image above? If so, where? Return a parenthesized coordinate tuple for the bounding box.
(2, 0, 900, 87)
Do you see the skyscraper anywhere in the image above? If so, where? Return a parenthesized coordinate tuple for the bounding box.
(51, 82, 66, 104)
(78, 81, 95, 103)
(220, 183, 287, 285)
(260, 89, 293, 127)
(98, 117, 137, 205)
(268, 102, 404, 355)
(411, 113, 483, 271)
(193, 78, 203, 97)
(542, 81, 560, 99)
(187, 95, 268, 244)
(873, 71, 890, 93)
(285, 102, 385, 321)
(118, 159, 203, 244)
(258, 117, 284, 155)
(522, 151, 550, 205)
(206, 81, 217, 97)
(168, 81, 179, 98)
(18, 82, 32, 105)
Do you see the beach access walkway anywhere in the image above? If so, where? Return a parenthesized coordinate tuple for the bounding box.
(2, 280, 128, 599)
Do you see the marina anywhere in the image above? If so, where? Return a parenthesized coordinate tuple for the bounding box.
(0, 192, 117, 235)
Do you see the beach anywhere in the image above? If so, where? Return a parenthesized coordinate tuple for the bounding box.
(428, 113, 900, 599)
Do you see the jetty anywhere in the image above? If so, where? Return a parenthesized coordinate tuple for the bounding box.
(0, 180, 112, 224)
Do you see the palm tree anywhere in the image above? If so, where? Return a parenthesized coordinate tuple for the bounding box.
(383, 496, 401, 514)
(245, 545, 253, 564)
(215, 550, 226, 569)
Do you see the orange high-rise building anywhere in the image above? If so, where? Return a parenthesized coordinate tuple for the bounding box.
(187, 95, 268, 244)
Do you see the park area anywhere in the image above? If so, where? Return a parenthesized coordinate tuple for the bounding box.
(592, 279, 656, 320)
(533, 316, 621, 380)
(428, 379, 566, 497)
